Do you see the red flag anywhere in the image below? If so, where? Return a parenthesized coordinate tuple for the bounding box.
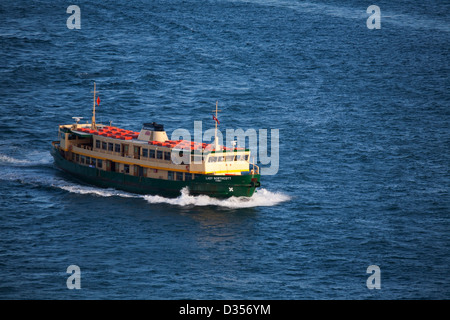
(212, 115, 219, 124)
(96, 96, 100, 106)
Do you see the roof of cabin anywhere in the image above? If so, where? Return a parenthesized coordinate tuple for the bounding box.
(72, 126, 245, 152)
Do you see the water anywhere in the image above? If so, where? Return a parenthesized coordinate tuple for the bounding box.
(0, 0, 449, 299)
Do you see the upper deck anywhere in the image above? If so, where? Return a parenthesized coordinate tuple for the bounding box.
(57, 122, 257, 176)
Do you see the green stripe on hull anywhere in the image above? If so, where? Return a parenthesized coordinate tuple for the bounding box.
(51, 145, 260, 198)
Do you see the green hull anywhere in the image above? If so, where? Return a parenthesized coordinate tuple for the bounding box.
(51, 145, 260, 198)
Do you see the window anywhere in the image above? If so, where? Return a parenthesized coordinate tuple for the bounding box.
(149, 149, 155, 158)
(81, 155, 85, 164)
(245, 155, 249, 161)
(185, 173, 193, 181)
(167, 171, 174, 180)
(226, 155, 234, 162)
(108, 143, 113, 151)
(115, 144, 120, 153)
(86, 157, 91, 165)
(164, 152, 171, 161)
(91, 158, 96, 167)
(217, 154, 224, 162)
(142, 148, 148, 158)
(96, 140, 100, 149)
(157, 150, 163, 159)
(192, 155, 203, 164)
(124, 164, 130, 174)
(102, 141, 107, 150)
(76, 154, 80, 162)
(208, 156, 217, 163)
(97, 159, 102, 168)
(176, 172, 183, 181)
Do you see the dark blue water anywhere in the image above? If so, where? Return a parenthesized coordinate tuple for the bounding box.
(0, 0, 449, 299)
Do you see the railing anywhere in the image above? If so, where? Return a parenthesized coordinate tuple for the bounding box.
(250, 163, 260, 175)
(76, 144, 93, 151)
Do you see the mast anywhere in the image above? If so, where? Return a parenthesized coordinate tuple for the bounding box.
(213, 101, 221, 151)
(91, 81, 98, 130)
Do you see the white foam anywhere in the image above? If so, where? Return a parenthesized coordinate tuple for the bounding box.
(143, 187, 290, 208)
(57, 183, 290, 208)
(0, 154, 32, 165)
(58, 184, 139, 198)
(0, 152, 52, 166)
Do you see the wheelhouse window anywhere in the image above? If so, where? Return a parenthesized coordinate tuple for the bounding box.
(102, 141, 107, 150)
(115, 144, 120, 153)
(95, 140, 100, 149)
(149, 149, 155, 158)
(142, 148, 148, 158)
(164, 151, 171, 161)
(157, 150, 163, 159)
(208, 156, 217, 163)
(108, 143, 113, 152)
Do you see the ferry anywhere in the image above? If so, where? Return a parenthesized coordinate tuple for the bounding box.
(51, 83, 261, 198)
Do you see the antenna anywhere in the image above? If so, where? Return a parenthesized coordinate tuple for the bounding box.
(72, 117, 83, 124)
(90, 81, 99, 130)
(212, 101, 222, 150)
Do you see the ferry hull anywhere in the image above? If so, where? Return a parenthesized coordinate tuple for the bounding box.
(51, 144, 260, 198)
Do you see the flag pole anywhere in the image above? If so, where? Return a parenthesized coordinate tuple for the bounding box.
(91, 82, 100, 130)
(213, 101, 222, 151)
(92, 81, 97, 130)
(214, 101, 218, 147)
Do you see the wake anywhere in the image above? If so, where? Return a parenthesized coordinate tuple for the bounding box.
(143, 187, 290, 208)
(0, 152, 52, 166)
(59, 184, 290, 208)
